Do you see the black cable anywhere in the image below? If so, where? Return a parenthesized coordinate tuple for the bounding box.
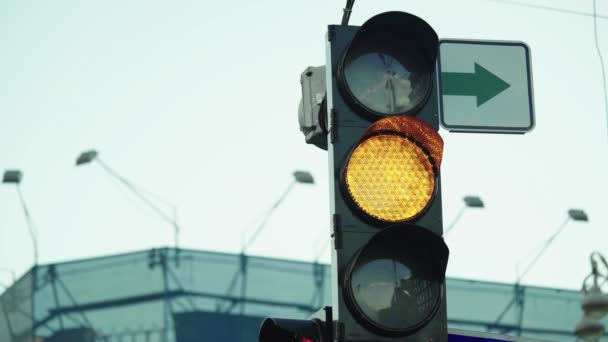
(341, 0, 355, 25)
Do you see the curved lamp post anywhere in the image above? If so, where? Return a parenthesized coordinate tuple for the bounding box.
(516, 209, 588, 283)
(241, 170, 315, 252)
(493, 209, 589, 335)
(237, 171, 314, 317)
(77, 149, 185, 342)
(444, 195, 485, 235)
(76, 149, 180, 249)
(2, 170, 39, 265)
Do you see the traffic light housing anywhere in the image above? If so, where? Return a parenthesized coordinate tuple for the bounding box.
(259, 307, 333, 342)
(263, 10, 449, 342)
(259, 318, 325, 342)
(325, 11, 449, 341)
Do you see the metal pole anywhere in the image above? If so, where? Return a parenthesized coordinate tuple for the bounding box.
(49, 266, 65, 330)
(241, 180, 297, 252)
(444, 205, 466, 235)
(161, 250, 170, 342)
(516, 285, 525, 336)
(16, 185, 39, 265)
(516, 216, 570, 283)
(239, 253, 247, 315)
(172, 207, 179, 251)
(494, 216, 572, 330)
(95, 159, 180, 251)
(31, 265, 37, 342)
(236, 179, 298, 340)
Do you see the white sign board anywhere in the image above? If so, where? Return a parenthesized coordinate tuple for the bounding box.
(438, 40, 535, 134)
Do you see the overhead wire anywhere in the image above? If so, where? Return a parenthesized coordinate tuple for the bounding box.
(487, 0, 608, 138)
(592, 0, 608, 140)
(486, 0, 608, 19)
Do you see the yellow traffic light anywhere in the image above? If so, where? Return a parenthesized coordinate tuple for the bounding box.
(343, 116, 443, 223)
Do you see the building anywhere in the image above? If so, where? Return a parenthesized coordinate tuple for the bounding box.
(0, 248, 601, 341)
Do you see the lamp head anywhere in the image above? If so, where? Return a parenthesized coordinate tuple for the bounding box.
(2, 170, 23, 184)
(293, 171, 314, 184)
(463, 196, 484, 208)
(569, 209, 589, 222)
(76, 150, 99, 166)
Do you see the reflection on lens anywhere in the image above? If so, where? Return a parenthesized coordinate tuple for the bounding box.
(344, 52, 431, 115)
(345, 225, 447, 335)
(338, 11, 438, 117)
(351, 259, 440, 331)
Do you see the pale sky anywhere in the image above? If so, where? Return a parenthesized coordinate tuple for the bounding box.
(0, 0, 607, 292)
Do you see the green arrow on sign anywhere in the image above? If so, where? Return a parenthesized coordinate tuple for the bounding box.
(441, 63, 510, 107)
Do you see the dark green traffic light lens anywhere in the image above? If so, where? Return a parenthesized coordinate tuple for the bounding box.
(344, 225, 448, 336)
(343, 48, 432, 116)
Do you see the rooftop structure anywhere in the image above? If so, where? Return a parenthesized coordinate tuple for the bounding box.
(0, 248, 604, 341)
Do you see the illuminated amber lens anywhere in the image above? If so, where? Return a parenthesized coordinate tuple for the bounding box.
(345, 134, 435, 222)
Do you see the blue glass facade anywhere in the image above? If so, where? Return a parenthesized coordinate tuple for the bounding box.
(0, 248, 604, 341)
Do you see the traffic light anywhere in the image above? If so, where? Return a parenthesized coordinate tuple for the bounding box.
(259, 307, 333, 342)
(324, 10, 449, 341)
(261, 10, 449, 342)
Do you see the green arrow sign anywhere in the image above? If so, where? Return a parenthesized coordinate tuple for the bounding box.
(438, 40, 534, 133)
(441, 63, 510, 107)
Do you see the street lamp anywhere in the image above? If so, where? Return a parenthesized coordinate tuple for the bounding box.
(575, 252, 608, 341)
(568, 208, 589, 222)
(240, 170, 315, 252)
(444, 195, 485, 235)
(2, 170, 39, 265)
(75, 149, 180, 249)
(236, 170, 314, 317)
(516, 208, 589, 283)
(77, 149, 182, 342)
(493, 209, 589, 335)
